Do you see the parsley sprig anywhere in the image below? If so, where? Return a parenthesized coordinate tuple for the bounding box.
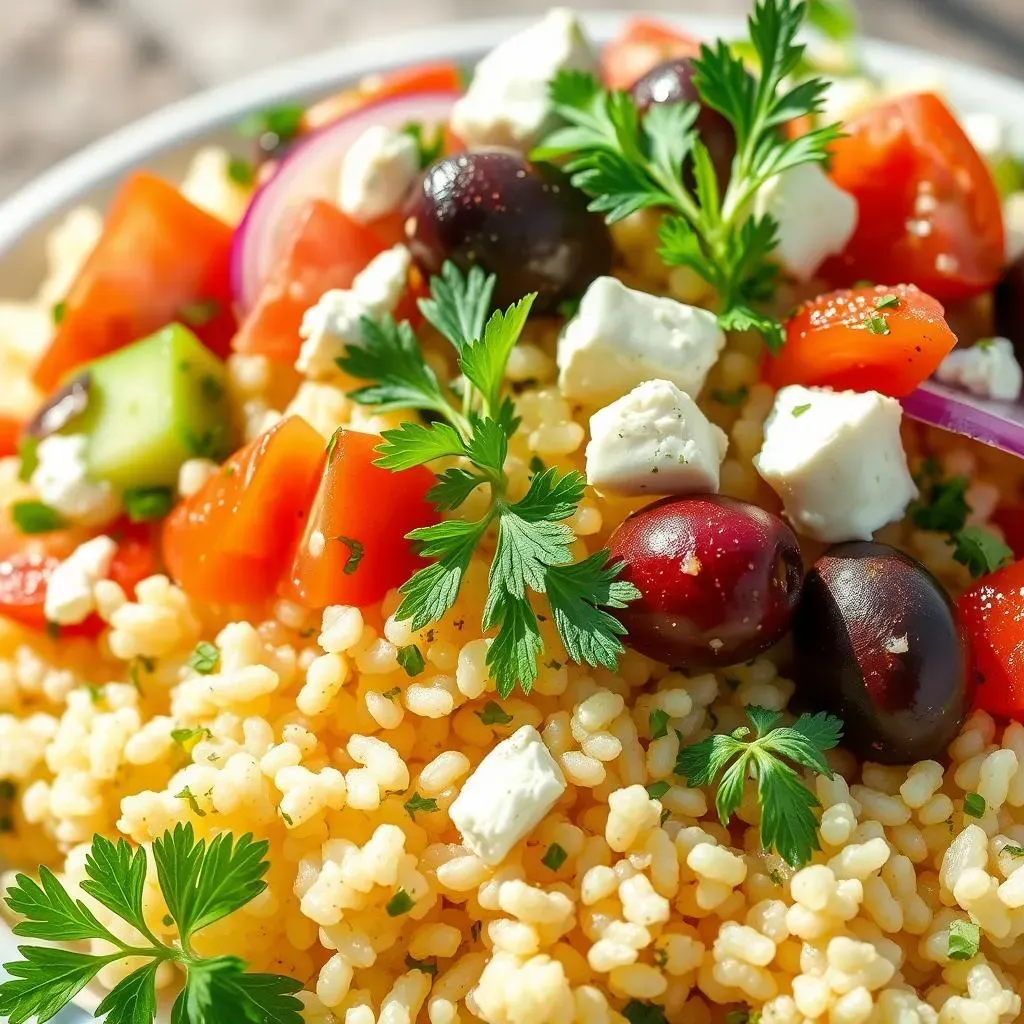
(677, 706, 843, 866)
(340, 263, 639, 698)
(0, 824, 302, 1024)
(532, 0, 842, 351)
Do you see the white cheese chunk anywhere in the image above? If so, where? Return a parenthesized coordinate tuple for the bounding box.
(44, 535, 117, 626)
(935, 338, 1023, 402)
(451, 8, 598, 149)
(586, 379, 728, 496)
(963, 111, 1008, 163)
(338, 125, 421, 224)
(557, 276, 725, 406)
(753, 163, 858, 282)
(753, 385, 917, 544)
(297, 245, 411, 378)
(449, 724, 566, 866)
(30, 434, 120, 527)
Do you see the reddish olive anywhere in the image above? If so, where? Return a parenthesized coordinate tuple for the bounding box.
(608, 494, 804, 669)
(404, 148, 612, 311)
(630, 57, 738, 190)
(791, 542, 969, 764)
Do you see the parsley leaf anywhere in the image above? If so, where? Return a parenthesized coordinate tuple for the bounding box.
(677, 706, 843, 866)
(623, 1000, 669, 1024)
(227, 155, 255, 186)
(404, 954, 438, 976)
(650, 708, 670, 739)
(948, 919, 981, 961)
(963, 792, 986, 818)
(475, 700, 513, 726)
(403, 791, 438, 819)
(953, 528, 1013, 579)
(10, 500, 65, 535)
(188, 641, 221, 675)
(349, 262, 638, 697)
(401, 121, 445, 169)
(336, 535, 365, 574)
(533, 0, 841, 352)
(123, 486, 174, 523)
(0, 824, 302, 1024)
(911, 475, 970, 533)
(541, 843, 568, 871)
(397, 644, 426, 677)
(386, 888, 415, 917)
(238, 104, 305, 145)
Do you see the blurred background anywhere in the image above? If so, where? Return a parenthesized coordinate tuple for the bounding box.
(1, 0, 1021, 200)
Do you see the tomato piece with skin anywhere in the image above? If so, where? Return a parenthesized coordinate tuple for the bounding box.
(301, 62, 464, 133)
(233, 200, 413, 363)
(282, 429, 437, 609)
(163, 416, 326, 604)
(766, 283, 957, 398)
(0, 527, 157, 637)
(0, 416, 21, 459)
(958, 558, 1024, 718)
(33, 173, 236, 393)
(601, 18, 701, 90)
(823, 93, 1005, 303)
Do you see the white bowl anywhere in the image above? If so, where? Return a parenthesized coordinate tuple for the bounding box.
(1, 12, 1023, 1023)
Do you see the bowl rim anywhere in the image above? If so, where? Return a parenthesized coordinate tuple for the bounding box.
(1, 9, 1023, 261)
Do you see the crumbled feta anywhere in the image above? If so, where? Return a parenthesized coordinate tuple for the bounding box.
(30, 434, 120, 527)
(586, 379, 728, 496)
(557, 276, 725, 406)
(449, 724, 566, 866)
(44, 535, 117, 626)
(180, 146, 251, 227)
(753, 385, 917, 543)
(753, 164, 858, 282)
(451, 8, 598, 149)
(935, 338, 1023, 402)
(1005, 192, 1024, 263)
(338, 125, 421, 224)
(297, 245, 411, 378)
(963, 112, 1008, 163)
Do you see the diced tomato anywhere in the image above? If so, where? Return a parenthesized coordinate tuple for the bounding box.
(281, 429, 436, 609)
(163, 416, 326, 604)
(958, 558, 1024, 717)
(33, 174, 236, 393)
(601, 18, 701, 90)
(823, 93, 1005, 303)
(766, 283, 957, 398)
(233, 200, 394, 363)
(301, 62, 464, 133)
(0, 416, 21, 459)
(0, 528, 158, 637)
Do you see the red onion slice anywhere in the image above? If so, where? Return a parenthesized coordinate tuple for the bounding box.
(902, 379, 1024, 456)
(231, 90, 460, 313)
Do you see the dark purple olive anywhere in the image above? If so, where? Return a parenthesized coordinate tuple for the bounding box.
(631, 58, 737, 190)
(608, 495, 804, 669)
(791, 542, 969, 764)
(25, 372, 91, 439)
(404, 148, 613, 311)
(995, 252, 1024, 351)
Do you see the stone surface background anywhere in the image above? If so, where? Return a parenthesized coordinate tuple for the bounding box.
(0, 0, 1022, 199)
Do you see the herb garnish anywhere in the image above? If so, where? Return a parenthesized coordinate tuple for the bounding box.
(187, 641, 221, 675)
(404, 955, 438, 976)
(532, 0, 842, 352)
(541, 843, 568, 871)
(175, 786, 207, 817)
(403, 792, 439, 819)
(0, 825, 303, 1024)
(171, 726, 212, 753)
(238, 104, 305, 147)
(677, 705, 843, 866)
(227, 155, 256, 187)
(963, 792, 986, 818)
(791, 403, 811, 417)
(397, 644, 426, 677)
(10, 501, 65, 535)
(649, 708, 670, 739)
(475, 700, 514, 726)
(123, 486, 174, 523)
(342, 262, 639, 697)
(623, 1000, 669, 1024)
(336, 534, 364, 574)
(874, 293, 900, 310)
(646, 780, 671, 800)
(947, 919, 981, 961)
(51, 301, 67, 325)
(401, 121, 445, 169)
(953, 528, 1013, 579)
(385, 888, 415, 917)
(863, 313, 890, 336)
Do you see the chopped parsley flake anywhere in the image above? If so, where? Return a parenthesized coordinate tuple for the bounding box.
(11, 501, 65, 535)
(123, 486, 174, 523)
(397, 644, 426, 677)
(385, 888, 415, 917)
(711, 386, 750, 407)
(382, 686, 401, 700)
(336, 535, 364, 574)
(874, 294, 900, 310)
(649, 708, 670, 740)
(646, 781, 671, 800)
(188, 641, 221, 675)
(541, 843, 568, 871)
(963, 792, 986, 818)
(403, 792, 439, 820)
(475, 701, 513, 726)
(175, 786, 207, 817)
(238, 104, 305, 145)
(404, 954, 438, 976)
(52, 300, 67, 325)
(791, 403, 811, 418)
(864, 313, 890, 336)
(171, 726, 212, 752)
(622, 1000, 669, 1024)
(947, 919, 981, 961)
(227, 155, 255, 186)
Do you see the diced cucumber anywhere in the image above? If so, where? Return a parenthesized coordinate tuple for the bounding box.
(70, 324, 232, 490)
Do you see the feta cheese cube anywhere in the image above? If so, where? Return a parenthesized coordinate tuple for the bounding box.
(753, 385, 917, 543)
(449, 724, 566, 866)
(586, 379, 727, 496)
(935, 338, 1023, 402)
(753, 163, 858, 282)
(451, 9, 598, 149)
(557, 276, 725, 406)
(30, 434, 120, 527)
(44, 535, 117, 626)
(297, 245, 411, 378)
(338, 126, 421, 224)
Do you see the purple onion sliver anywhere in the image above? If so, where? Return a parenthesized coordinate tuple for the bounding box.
(25, 373, 92, 439)
(901, 379, 1024, 456)
(230, 90, 461, 314)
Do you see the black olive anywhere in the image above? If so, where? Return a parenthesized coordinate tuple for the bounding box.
(630, 57, 737, 191)
(995, 252, 1024, 353)
(404, 148, 613, 312)
(791, 541, 969, 764)
(24, 373, 91, 439)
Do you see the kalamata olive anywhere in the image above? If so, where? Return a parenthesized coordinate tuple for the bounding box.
(404, 148, 613, 311)
(25, 372, 91, 439)
(630, 58, 737, 190)
(995, 251, 1024, 350)
(791, 542, 969, 765)
(608, 495, 804, 669)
